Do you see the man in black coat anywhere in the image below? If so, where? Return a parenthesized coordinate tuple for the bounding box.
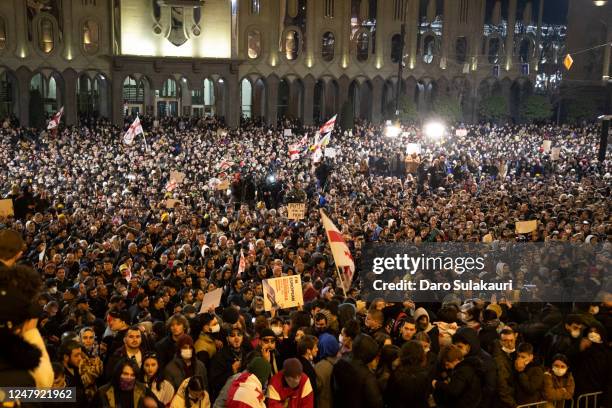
(433, 344, 483, 408)
(331, 333, 383, 408)
(385, 341, 432, 408)
(453, 327, 497, 408)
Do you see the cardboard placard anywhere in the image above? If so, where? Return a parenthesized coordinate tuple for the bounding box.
(263, 275, 304, 311)
(198, 288, 224, 314)
(287, 203, 306, 220)
(542, 140, 552, 153)
(0, 199, 14, 217)
(324, 148, 336, 158)
(551, 147, 561, 161)
(283, 129, 292, 136)
(217, 179, 230, 191)
(170, 171, 186, 184)
(515, 220, 537, 234)
(165, 199, 182, 209)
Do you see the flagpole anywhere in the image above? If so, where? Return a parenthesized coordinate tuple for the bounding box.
(138, 114, 149, 152)
(335, 265, 348, 297)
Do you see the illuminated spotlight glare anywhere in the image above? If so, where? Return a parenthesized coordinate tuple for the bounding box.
(266, 174, 276, 184)
(424, 122, 445, 139)
(593, 0, 607, 6)
(384, 125, 401, 138)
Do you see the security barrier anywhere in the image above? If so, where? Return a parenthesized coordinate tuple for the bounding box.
(576, 392, 604, 408)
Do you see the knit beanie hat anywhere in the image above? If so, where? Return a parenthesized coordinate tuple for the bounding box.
(282, 358, 303, 378)
(247, 357, 272, 387)
(176, 334, 194, 349)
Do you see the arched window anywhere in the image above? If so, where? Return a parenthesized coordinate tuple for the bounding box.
(423, 35, 435, 64)
(241, 78, 253, 118)
(356, 32, 369, 62)
(488, 37, 500, 64)
(123, 76, 144, 103)
(39, 18, 54, 54)
(248, 30, 261, 59)
(0, 18, 6, 50)
(519, 38, 531, 63)
(161, 78, 177, 98)
(83, 20, 99, 54)
(391, 34, 402, 63)
(321, 32, 335, 62)
(284, 30, 300, 60)
(455, 36, 467, 64)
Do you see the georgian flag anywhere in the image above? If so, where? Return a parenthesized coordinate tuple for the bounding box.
(288, 143, 302, 161)
(320, 209, 354, 293)
(216, 159, 235, 172)
(123, 116, 143, 145)
(319, 114, 337, 135)
(47, 106, 64, 130)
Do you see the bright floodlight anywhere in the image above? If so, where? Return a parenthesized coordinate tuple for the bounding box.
(424, 122, 445, 139)
(384, 124, 401, 138)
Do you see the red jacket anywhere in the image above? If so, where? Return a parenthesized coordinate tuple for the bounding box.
(266, 372, 314, 408)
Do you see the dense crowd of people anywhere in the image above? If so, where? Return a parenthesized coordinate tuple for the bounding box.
(0, 114, 610, 408)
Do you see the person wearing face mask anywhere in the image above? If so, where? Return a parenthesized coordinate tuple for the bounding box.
(543, 354, 575, 408)
(164, 334, 208, 391)
(572, 324, 612, 405)
(542, 314, 584, 366)
(331, 334, 383, 408)
(93, 360, 150, 408)
(267, 358, 314, 408)
(194, 313, 221, 367)
(170, 375, 210, 408)
(493, 328, 519, 408)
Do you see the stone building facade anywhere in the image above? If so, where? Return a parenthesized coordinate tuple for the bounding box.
(0, 0, 581, 128)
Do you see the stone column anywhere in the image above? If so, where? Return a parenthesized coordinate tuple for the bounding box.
(266, 75, 279, 126)
(62, 69, 78, 126)
(111, 72, 124, 127)
(302, 75, 315, 125)
(505, 0, 517, 72)
(337, 75, 350, 113)
(226, 74, 240, 128)
(15, 67, 31, 127)
(371, 77, 384, 124)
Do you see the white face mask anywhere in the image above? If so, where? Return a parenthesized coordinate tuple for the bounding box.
(49, 287, 58, 294)
(570, 329, 581, 338)
(502, 346, 515, 354)
(588, 332, 602, 344)
(272, 326, 283, 336)
(181, 349, 193, 360)
(210, 324, 220, 334)
(552, 367, 567, 377)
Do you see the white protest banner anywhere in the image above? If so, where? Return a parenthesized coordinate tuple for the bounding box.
(263, 275, 304, 311)
(455, 129, 468, 137)
(198, 288, 224, 314)
(406, 143, 422, 155)
(287, 203, 306, 220)
(0, 199, 14, 217)
(324, 147, 336, 158)
(283, 129, 292, 137)
(551, 147, 561, 161)
(542, 140, 552, 153)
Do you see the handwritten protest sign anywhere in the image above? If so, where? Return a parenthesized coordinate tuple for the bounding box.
(455, 129, 468, 137)
(287, 203, 306, 220)
(283, 129, 292, 137)
(0, 199, 14, 217)
(165, 199, 182, 209)
(198, 288, 224, 314)
(516, 220, 537, 234)
(263, 275, 304, 311)
(542, 140, 552, 153)
(406, 143, 422, 155)
(170, 171, 186, 184)
(551, 147, 561, 161)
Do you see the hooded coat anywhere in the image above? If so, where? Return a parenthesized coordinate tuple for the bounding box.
(452, 327, 497, 408)
(0, 330, 40, 387)
(414, 307, 440, 353)
(433, 355, 483, 408)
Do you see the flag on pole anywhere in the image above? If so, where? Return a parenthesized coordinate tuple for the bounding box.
(47, 106, 64, 130)
(124, 116, 144, 145)
(288, 143, 302, 161)
(237, 249, 246, 277)
(320, 209, 354, 293)
(319, 114, 337, 135)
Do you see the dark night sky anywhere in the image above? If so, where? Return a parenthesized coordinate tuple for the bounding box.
(542, 0, 569, 24)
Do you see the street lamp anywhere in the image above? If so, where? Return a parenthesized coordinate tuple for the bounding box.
(424, 121, 445, 139)
(593, 1, 608, 6)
